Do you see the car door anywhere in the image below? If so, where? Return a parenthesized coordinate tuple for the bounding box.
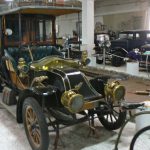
(134, 32, 146, 49)
(127, 33, 135, 51)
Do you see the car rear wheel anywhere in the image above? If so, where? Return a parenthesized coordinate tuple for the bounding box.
(23, 97, 49, 150)
(97, 101, 126, 130)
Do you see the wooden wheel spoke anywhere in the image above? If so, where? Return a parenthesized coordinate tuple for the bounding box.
(27, 111, 30, 117)
(32, 112, 37, 122)
(32, 133, 37, 143)
(26, 117, 33, 124)
(34, 133, 38, 144)
(27, 111, 32, 121)
(32, 129, 40, 144)
(27, 124, 32, 132)
(35, 129, 41, 144)
(26, 108, 34, 122)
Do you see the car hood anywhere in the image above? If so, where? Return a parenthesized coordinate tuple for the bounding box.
(111, 39, 128, 50)
(30, 56, 79, 71)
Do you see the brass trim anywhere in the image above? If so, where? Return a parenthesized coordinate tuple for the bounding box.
(61, 90, 84, 113)
(80, 99, 104, 111)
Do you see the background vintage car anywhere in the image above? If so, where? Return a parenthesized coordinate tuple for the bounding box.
(111, 30, 150, 66)
(95, 30, 150, 67)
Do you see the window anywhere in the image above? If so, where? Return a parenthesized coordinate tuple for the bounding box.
(147, 33, 150, 39)
(128, 34, 133, 39)
(136, 33, 140, 39)
(119, 33, 127, 39)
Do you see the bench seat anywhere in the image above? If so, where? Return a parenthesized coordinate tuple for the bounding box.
(5, 46, 63, 70)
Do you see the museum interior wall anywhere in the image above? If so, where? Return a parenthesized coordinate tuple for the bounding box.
(56, 0, 150, 38)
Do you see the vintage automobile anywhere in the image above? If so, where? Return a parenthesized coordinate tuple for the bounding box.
(94, 33, 111, 64)
(0, 1, 127, 150)
(95, 30, 150, 67)
(110, 30, 150, 67)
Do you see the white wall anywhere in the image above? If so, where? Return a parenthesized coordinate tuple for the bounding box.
(56, 13, 81, 37)
(103, 11, 146, 32)
(56, 0, 150, 37)
(95, 0, 149, 15)
(94, 0, 150, 32)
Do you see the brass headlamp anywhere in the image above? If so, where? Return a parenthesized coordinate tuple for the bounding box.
(61, 90, 84, 113)
(104, 81, 125, 102)
(17, 58, 29, 78)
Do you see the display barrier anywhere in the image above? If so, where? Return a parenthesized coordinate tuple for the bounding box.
(135, 101, 150, 131)
(126, 61, 139, 76)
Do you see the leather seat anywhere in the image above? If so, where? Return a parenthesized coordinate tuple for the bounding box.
(5, 46, 63, 68)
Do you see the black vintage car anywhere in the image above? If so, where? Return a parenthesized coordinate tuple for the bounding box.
(95, 30, 150, 67)
(94, 33, 111, 64)
(111, 30, 150, 66)
(0, 1, 127, 150)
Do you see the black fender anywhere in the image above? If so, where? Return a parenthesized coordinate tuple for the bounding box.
(90, 76, 109, 96)
(111, 47, 128, 67)
(16, 86, 60, 123)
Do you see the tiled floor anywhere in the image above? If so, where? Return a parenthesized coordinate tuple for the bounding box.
(0, 108, 137, 150)
(1, 106, 150, 150)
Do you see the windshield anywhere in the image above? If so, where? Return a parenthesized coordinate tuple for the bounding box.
(96, 34, 110, 41)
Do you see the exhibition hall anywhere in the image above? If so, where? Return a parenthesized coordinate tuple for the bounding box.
(0, 0, 149, 150)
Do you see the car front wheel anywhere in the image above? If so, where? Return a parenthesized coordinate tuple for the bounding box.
(23, 97, 49, 150)
(97, 101, 126, 130)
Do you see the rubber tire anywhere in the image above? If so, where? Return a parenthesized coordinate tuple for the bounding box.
(111, 51, 124, 67)
(130, 126, 150, 150)
(97, 102, 126, 130)
(99, 111, 126, 130)
(22, 97, 49, 150)
(96, 57, 103, 64)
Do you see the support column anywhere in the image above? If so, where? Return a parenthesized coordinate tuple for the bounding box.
(81, 0, 95, 56)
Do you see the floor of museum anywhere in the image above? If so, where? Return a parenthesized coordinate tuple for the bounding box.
(0, 108, 137, 150)
(0, 56, 150, 150)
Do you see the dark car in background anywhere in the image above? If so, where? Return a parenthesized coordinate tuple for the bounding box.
(94, 33, 111, 64)
(110, 30, 150, 66)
